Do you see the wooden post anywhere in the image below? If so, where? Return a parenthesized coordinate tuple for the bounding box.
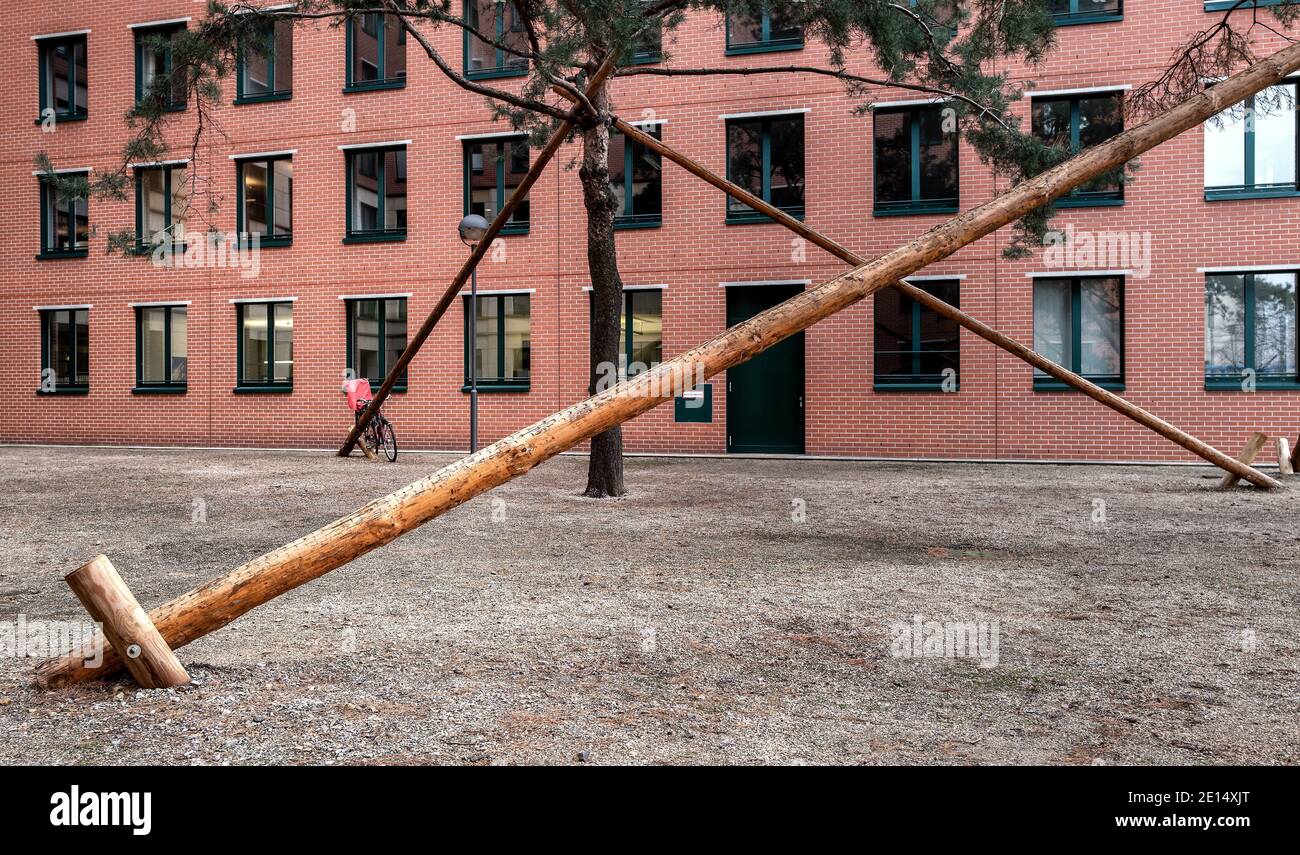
(607, 121, 1282, 490)
(65, 556, 190, 689)
(36, 43, 1300, 689)
(1292, 434, 1300, 473)
(1219, 433, 1269, 490)
(1277, 437, 1294, 476)
(339, 57, 616, 457)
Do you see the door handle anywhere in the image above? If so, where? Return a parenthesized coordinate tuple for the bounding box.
(799, 395, 804, 408)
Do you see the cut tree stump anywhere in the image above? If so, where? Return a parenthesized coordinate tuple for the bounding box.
(1278, 437, 1294, 476)
(1219, 433, 1270, 490)
(65, 555, 190, 689)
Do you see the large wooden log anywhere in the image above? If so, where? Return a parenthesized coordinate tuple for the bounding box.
(1277, 437, 1294, 477)
(65, 556, 190, 689)
(1219, 432, 1269, 490)
(338, 56, 616, 456)
(35, 42, 1300, 688)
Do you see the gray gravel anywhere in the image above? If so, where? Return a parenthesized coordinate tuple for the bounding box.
(0, 446, 1297, 765)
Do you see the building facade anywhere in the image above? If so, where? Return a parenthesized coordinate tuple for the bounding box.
(3, 2, 1299, 463)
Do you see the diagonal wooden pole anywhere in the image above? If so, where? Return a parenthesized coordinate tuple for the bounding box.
(338, 56, 617, 457)
(603, 116, 1279, 488)
(37, 42, 1298, 688)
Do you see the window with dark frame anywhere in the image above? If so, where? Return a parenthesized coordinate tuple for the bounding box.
(237, 155, 293, 246)
(1048, 0, 1122, 26)
(589, 289, 664, 378)
(1205, 271, 1299, 389)
(873, 280, 960, 389)
(346, 146, 407, 242)
(873, 105, 960, 215)
(38, 173, 89, 259)
(347, 297, 409, 390)
(37, 33, 88, 122)
(726, 7, 803, 54)
(464, 137, 530, 235)
(610, 126, 663, 228)
(237, 301, 294, 390)
(135, 163, 188, 252)
(135, 304, 188, 392)
(1032, 275, 1125, 390)
(463, 293, 531, 390)
(464, 0, 529, 79)
(725, 113, 805, 223)
(134, 22, 187, 111)
(1204, 82, 1298, 200)
(237, 17, 293, 103)
(345, 12, 406, 91)
(1032, 90, 1124, 206)
(39, 307, 89, 394)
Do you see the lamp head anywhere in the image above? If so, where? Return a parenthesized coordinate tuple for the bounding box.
(458, 214, 490, 247)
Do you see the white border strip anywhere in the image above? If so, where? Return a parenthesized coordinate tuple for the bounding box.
(32, 29, 91, 41)
(873, 97, 945, 109)
(456, 288, 535, 297)
(229, 296, 298, 304)
(32, 167, 91, 176)
(33, 304, 91, 312)
(338, 139, 411, 150)
(1026, 270, 1130, 278)
(719, 107, 810, 120)
(1022, 84, 1131, 99)
(903, 274, 967, 282)
(128, 18, 191, 29)
(129, 159, 190, 169)
(1197, 264, 1298, 273)
(129, 301, 192, 308)
(337, 292, 414, 301)
(581, 284, 667, 292)
(629, 118, 668, 128)
(454, 130, 526, 141)
(719, 279, 812, 288)
(230, 149, 297, 160)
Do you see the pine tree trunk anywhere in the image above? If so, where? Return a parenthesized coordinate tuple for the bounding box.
(579, 88, 627, 498)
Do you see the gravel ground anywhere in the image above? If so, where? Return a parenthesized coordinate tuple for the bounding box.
(0, 446, 1297, 766)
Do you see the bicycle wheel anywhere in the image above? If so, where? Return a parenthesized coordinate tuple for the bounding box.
(377, 416, 397, 462)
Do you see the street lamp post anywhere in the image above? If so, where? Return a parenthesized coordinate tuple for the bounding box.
(458, 214, 489, 453)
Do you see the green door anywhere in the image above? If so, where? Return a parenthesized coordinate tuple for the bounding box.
(725, 284, 805, 454)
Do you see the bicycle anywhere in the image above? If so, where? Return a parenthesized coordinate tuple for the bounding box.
(345, 378, 398, 462)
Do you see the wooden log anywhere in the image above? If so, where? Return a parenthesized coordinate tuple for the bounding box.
(36, 43, 1300, 689)
(339, 57, 616, 457)
(1219, 433, 1269, 490)
(1277, 437, 1294, 476)
(359, 437, 376, 461)
(64, 555, 190, 689)
(609, 124, 1282, 491)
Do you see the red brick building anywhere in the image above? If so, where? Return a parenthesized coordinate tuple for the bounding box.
(4, 2, 1298, 463)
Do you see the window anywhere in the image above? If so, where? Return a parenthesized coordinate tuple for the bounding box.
(590, 289, 664, 377)
(1204, 82, 1298, 200)
(37, 34, 88, 122)
(1032, 276, 1124, 389)
(873, 106, 960, 215)
(1032, 91, 1124, 206)
(237, 18, 292, 103)
(1048, 0, 1122, 25)
(463, 293, 531, 390)
(237, 302, 293, 390)
(39, 308, 89, 394)
(874, 280, 960, 389)
(347, 297, 409, 390)
(726, 7, 803, 54)
(135, 305, 187, 392)
(134, 23, 187, 111)
(345, 13, 406, 91)
(346, 146, 407, 242)
(632, 16, 662, 65)
(1205, 272, 1299, 389)
(725, 113, 805, 223)
(135, 164, 188, 251)
(464, 137, 530, 235)
(237, 155, 293, 246)
(610, 126, 663, 228)
(464, 0, 529, 79)
(38, 173, 89, 259)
